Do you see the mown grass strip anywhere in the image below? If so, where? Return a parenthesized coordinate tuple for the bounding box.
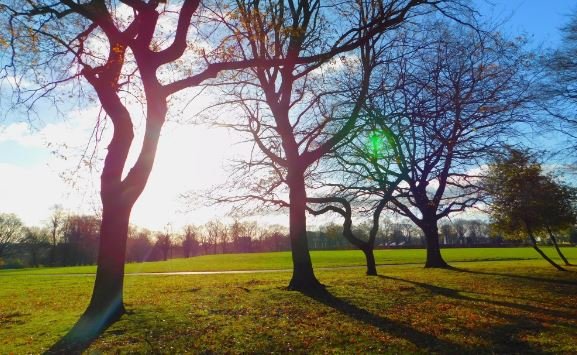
(2, 247, 576, 275)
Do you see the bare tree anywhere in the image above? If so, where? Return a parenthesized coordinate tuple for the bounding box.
(205, 220, 226, 254)
(308, 196, 386, 275)
(369, 21, 534, 267)
(230, 220, 257, 253)
(61, 214, 101, 266)
(439, 222, 454, 245)
(256, 224, 289, 252)
(218, 223, 230, 253)
(181, 225, 200, 258)
(155, 233, 172, 261)
(203, 0, 466, 291)
(48, 204, 64, 266)
(22, 227, 50, 268)
(0, 213, 24, 259)
(453, 219, 467, 245)
(3, 0, 322, 348)
(541, 10, 577, 156)
(126, 227, 153, 263)
(306, 91, 410, 275)
(192, 226, 210, 255)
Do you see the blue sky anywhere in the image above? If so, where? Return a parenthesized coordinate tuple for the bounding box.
(1, 1, 576, 230)
(476, 0, 576, 46)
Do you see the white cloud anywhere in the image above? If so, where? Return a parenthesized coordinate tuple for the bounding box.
(0, 102, 259, 231)
(130, 121, 242, 229)
(0, 163, 68, 226)
(0, 122, 45, 148)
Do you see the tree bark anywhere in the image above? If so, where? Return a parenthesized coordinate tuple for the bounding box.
(528, 232, 566, 271)
(547, 227, 572, 266)
(47, 201, 131, 353)
(287, 169, 322, 292)
(86, 201, 130, 316)
(361, 247, 377, 276)
(422, 219, 449, 268)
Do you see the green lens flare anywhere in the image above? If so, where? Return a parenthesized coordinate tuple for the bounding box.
(366, 130, 392, 159)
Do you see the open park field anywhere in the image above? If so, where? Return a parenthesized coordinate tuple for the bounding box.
(1, 247, 577, 353)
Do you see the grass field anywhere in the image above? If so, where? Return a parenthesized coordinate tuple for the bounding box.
(1, 247, 577, 353)
(2, 246, 577, 275)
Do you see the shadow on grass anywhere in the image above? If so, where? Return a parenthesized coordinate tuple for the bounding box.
(382, 274, 577, 321)
(45, 310, 127, 354)
(378, 274, 577, 352)
(300, 287, 466, 353)
(448, 266, 577, 286)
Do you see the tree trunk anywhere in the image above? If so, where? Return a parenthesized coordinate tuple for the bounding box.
(548, 228, 572, 266)
(50, 234, 57, 266)
(47, 201, 131, 353)
(528, 232, 566, 271)
(361, 247, 377, 276)
(86, 201, 130, 316)
(422, 219, 449, 268)
(287, 169, 322, 292)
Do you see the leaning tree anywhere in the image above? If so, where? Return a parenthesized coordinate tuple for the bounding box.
(540, 175, 577, 266)
(484, 148, 576, 271)
(306, 109, 410, 276)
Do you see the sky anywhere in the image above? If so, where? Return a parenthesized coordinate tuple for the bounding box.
(1, 0, 576, 231)
(476, 0, 576, 46)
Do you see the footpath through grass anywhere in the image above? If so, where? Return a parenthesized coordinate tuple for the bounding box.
(2, 246, 576, 275)
(1, 259, 577, 353)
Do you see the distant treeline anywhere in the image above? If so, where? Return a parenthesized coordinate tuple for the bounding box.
(1, 212, 576, 269)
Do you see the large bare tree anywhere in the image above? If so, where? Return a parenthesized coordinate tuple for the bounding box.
(203, 0, 468, 291)
(0, 0, 316, 349)
(364, 21, 535, 267)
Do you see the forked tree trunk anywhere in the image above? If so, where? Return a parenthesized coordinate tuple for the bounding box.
(48, 93, 164, 353)
(423, 219, 449, 268)
(547, 227, 572, 266)
(287, 170, 322, 291)
(528, 231, 566, 271)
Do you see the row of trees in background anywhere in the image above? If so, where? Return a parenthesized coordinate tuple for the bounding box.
(0, 212, 100, 268)
(0, 213, 285, 267)
(3, 208, 575, 269)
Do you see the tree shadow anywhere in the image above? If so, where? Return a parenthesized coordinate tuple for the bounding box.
(379, 274, 577, 324)
(448, 266, 577, 287)
(379, 275, 548, 354)
(377, 274, 577, 352)
(45, 308, 127, 354)
(300, 287, 467, 353)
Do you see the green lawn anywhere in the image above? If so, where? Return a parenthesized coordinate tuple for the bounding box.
(2, 246, 576, 275)
(1, 248, 577, 353)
